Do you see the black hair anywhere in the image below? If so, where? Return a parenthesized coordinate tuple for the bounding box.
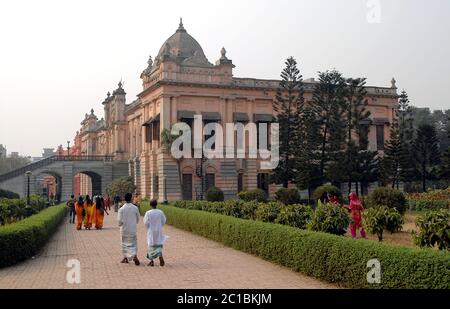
(125, 193, 132, 203)
(95, 196, 102, 209)
(71, 195, 75, 199)
(85, 195, 92, 205)
(77, 196, 84, 205)
(150, 199, 158, 208)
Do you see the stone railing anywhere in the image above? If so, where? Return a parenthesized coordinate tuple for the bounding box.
(0, 155, 114, 182)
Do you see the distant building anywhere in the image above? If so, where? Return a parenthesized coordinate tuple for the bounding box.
(42, 148, 55, 159)
(0, 144, 6, 158)
(10, 152, 19, 158)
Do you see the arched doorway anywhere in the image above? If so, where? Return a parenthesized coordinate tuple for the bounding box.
(74, 171, 102, 197)
(37, 171, 62, 202)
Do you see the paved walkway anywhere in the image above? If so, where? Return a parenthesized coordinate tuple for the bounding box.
(0, 210, 335, 289)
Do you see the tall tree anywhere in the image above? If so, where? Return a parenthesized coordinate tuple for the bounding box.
(440, 118, 450, 183)
(312, 70, 346, 183)
(413, 124, 441, 192)
(0, 155, 31, 175)
(295, 106, 321, 202)
(342, 77, 372, 194)
(381, 113, 402, 188)
(397, 90, 415, 183)
(273, 57, 304, 188)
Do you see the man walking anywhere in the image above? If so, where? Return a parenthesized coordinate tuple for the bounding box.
(66, 195, 76, 224)
(118, 193, 141, 266)
(143, 199, 168, 267)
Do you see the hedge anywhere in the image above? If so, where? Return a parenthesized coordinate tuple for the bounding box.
(0, 189, 20, 199)
(151, 204, 450, 289)
(0, 204, 67, 268)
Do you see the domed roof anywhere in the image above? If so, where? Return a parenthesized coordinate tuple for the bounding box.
(155, 19, 213, 68)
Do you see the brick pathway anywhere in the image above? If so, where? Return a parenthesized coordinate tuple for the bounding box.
(0, 210, 335, 289)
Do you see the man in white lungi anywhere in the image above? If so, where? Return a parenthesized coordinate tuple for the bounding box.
(143, 199, 168, 267)
(118, 192, 141, 266)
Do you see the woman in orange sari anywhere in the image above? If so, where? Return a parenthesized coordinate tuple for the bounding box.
(75, 196, 84, 231)
(84, 195, 94, 230)
(94, 196, 107, 229)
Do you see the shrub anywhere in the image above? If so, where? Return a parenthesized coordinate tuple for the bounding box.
(255, 202, 282, 223)
(275, 204, 313, 229)
(163, 205, 450, 288)
(413, 209, 450, 251)
(309, 203, 350, 236)
(222, 200, 243, 217)
(0, 204, 67, 268)
(239, 200, 259, 220)
(106, 176, 136, 199)
(274, 188, 301, 205)
(369, 187, 407, 214)
(0, 189, 20, 199)
(238, 189, 267, 203)
(206, 187, 224, 202)
(363, 206, 404, 241)
(312, 184, 342, 203)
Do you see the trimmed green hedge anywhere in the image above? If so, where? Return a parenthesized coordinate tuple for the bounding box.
(0, 204, 67, 268)
(156, 204, 450, 289)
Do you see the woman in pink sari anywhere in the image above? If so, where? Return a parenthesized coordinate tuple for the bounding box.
(347, 192, 366, 238)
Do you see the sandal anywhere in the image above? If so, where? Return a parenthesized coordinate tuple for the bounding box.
(148, 260, 154, 267)
(159, 256, 165, 267)
(133, 256, 140, 266)
(121, 258, 129, 264)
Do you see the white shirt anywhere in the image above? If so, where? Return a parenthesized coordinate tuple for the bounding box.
(118, 203, 140, 236)
(143, 208, 168, 246)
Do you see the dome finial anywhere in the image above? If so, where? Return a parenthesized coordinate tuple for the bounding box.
(177, 17, 186, 32)
(391, 77, 397, 89)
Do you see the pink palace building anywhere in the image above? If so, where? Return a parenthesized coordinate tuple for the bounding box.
(75, 20, 398, 201)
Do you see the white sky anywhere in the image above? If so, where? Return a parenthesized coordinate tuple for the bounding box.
(0, 0, 449, 157)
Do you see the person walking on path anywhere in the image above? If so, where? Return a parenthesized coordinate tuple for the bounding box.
(114, 195, 120, 213)
(143, 199, 168, 267)
(84, 195, 95, 230)
(118, 193, 141, 266)
(94, 196, 108, 229)
(75, 196, 84, 231)
(104, 194, 111, 211)
(66, 195, 76, 224)
(346, 192, 367, 239)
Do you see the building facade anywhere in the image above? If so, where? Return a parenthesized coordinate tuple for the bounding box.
(75, 20, 398, 201)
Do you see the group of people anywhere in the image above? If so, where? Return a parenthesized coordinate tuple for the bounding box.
(118, 193, 168, 267)
(321, 192, 367, 239)
(67, 191, 166, 267)
(66, 194, 111, 230)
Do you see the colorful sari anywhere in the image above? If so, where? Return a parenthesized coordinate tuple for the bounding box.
(348, 192, 366, 238)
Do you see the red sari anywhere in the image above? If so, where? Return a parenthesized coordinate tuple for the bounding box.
(348, 193, 366, 238)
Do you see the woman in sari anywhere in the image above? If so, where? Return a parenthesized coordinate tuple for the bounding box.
(346, 192, 367, 239)
(75, 196, 84, 231)
(94, 196, 107, 229)
(84, 195, 94, 230)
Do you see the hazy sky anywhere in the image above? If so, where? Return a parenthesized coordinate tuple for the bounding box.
(1, 0, 449, 157)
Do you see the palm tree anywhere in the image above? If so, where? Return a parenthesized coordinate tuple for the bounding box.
(160, 128, 184, 191)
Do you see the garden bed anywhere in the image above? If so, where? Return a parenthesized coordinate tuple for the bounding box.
(0, 204, 67, 268)
(140, 202, 450, 288)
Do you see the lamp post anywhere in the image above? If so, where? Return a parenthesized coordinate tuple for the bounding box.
(25, 171, 32, 217)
